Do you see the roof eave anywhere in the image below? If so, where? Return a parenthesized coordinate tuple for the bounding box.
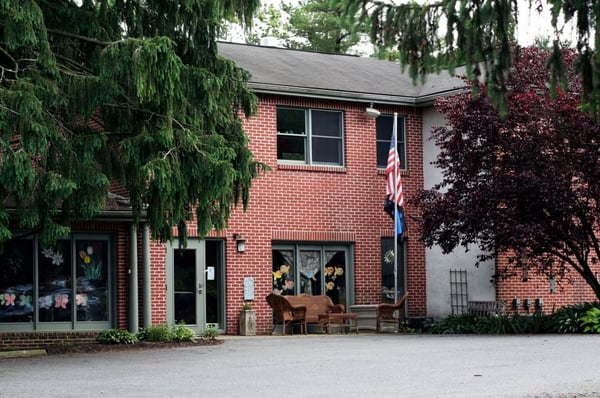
(249, 83, 468, 107)
(249, 83, 418, 106)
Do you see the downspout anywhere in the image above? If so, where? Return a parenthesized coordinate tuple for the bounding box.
(142, 223, 152, 328)
(129, 223, 139, 333)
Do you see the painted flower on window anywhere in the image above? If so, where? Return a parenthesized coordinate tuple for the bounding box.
(324, 264, 345, 304)
(79, 245, 103, 279)
(19, 294, 32, 308)
(54, 293, 69, 309)
(76, 293, 88, 307)
(41, 247, 64, 266)
(1, 293, 16, 306)
(39, 295, 53, 309)
(273, 264, 294, 294)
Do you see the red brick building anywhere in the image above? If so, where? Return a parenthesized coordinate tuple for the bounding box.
(1, 42, 597, 347)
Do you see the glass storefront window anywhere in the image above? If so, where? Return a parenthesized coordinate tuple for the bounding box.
(300, 250, 321, 295)
(0, 240, 34, 323)
(272, 245, 349, 305)
(0, 235, 112, 330)
(39, 240, 72, 322)
(76, 240, 108, 322)
(272, 250, 295, 295)
(324, 250, 346, 307)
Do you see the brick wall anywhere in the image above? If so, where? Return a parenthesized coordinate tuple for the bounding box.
(145, 95, 428, 335)
(496, 251, 599, 315)
(221, 95, 427, 333)
(0, 331, 99, 350)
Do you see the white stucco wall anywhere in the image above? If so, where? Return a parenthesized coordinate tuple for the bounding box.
(422, 107, 496, 318)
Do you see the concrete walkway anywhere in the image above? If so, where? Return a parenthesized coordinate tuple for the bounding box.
(1, 334, 599, 397)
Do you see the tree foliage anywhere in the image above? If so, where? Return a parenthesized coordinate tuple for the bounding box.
(241, 0, 367, 54)
(336, 0, 600, 114)
(0, 0, 264, 247)
(416, 46, 600, 300)
(240, 4, 290, 46)
(282, 0, 364, 53)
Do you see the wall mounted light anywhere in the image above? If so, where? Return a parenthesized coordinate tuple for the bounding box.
(363, 103, 380, 119)
(233, 233, 246, 253)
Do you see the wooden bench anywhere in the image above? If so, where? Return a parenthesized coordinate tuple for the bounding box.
(467, 300, 506, 317)
(285, 294, 345, 328)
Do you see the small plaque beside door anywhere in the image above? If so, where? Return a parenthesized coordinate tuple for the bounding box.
(243, 277, 254, 301)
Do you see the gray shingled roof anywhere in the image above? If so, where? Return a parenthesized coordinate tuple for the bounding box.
(218, 41, 467, 106)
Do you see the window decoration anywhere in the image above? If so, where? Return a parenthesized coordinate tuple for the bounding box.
(76, 240, 108, 322)
(39, 240, 72, 322)
(272, 250, 295, 295)
(272, 245, 348, 306)
(0, 235, 111, 329)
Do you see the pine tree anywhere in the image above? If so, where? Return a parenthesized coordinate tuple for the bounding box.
(0, 0, 263, 247)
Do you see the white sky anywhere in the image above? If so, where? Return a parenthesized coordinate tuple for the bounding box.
(256, 0, 579, 47)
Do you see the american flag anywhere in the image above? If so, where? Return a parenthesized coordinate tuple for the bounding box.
(385, 116, 403, 207)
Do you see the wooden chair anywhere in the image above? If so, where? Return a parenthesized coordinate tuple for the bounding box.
(376, 291, 409, 333)
(266, 293, 307, 335)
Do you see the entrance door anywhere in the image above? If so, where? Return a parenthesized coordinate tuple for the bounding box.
(167, 240, 223, 333)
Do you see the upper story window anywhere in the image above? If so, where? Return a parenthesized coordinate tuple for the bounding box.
(376, 114, 407, 170)
(277, 107, 344, 166)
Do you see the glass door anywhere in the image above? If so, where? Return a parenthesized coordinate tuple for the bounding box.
(173, 248, 198, 325)
(167, 239, 223, 333)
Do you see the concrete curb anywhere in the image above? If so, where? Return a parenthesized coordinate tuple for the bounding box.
(0, 349, 47, 359)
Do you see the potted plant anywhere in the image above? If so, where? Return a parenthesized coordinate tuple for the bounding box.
(239, 301, 256, 336)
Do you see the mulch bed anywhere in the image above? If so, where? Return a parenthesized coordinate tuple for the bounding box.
(44, 338, 223, 355)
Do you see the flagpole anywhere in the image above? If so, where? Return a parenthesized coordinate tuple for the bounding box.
(393, 112, 398, 304)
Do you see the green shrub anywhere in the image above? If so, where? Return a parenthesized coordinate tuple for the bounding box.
(431, 313, 480, 334)
(171, 324, 196, 342)
(478, 315, 518, 334)
(581, 306, 600, 333)
(96, 329, 139, 345)
(138, 325, 172, 341)
(432, 311, 555, 335)
(201, 326, 218, 340)
(548, 302, 598, 333)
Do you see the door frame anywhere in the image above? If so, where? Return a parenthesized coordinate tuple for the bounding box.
(166, 239, 206, 333)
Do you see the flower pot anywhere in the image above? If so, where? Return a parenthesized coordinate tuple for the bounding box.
(239, 309, 256, 336)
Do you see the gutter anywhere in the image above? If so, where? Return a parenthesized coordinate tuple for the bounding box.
(248, 83, 466, 108)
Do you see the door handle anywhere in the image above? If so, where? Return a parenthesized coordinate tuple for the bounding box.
(198, 284, 203, 294)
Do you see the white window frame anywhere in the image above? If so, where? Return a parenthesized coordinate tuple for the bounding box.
(277, 107, 344, 166)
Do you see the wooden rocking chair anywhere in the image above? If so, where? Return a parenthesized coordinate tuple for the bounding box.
(376, 291, 409, 333)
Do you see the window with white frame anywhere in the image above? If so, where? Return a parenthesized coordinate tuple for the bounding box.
(277, 107, 344, 166)
(0, 235, 113, 330)
(376, 114, 407, 169)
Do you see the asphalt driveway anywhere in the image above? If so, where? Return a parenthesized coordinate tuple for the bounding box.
(1, 334, 599, 398)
